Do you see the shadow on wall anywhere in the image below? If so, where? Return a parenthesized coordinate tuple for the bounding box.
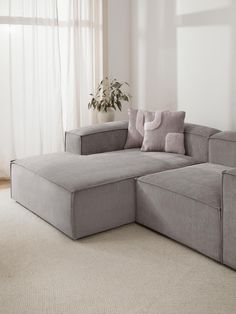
(131, 0, 236, 130)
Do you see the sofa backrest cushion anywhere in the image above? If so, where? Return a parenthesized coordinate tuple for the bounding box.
(184, 123, 220, 162)
(124, 109, 144, 149)
(209, 132, 236, 167)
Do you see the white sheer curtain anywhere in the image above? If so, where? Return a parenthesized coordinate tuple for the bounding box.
(0, 0, 104, 178)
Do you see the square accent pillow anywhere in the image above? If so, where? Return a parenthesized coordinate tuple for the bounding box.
(141, 110, 186, 152)
(165, 133, 185, 154)
(124, 109, 145, 148)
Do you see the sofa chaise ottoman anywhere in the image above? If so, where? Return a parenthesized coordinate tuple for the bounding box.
(11, 148, 197, 239)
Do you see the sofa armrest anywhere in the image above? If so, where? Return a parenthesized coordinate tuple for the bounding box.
(222, 168, 236, 268)
(65, 121, 128, 155)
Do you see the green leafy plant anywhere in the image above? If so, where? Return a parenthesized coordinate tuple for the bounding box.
(88, 78, 131, 112)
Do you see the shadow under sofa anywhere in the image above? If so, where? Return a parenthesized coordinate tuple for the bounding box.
(10, 121, 236, 270)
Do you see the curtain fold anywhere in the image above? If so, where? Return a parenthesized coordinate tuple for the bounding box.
(0, 0, 104, 178)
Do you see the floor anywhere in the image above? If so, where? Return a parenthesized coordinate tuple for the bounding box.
(0, 179, 10, 189)
(1, 185, 236, 314)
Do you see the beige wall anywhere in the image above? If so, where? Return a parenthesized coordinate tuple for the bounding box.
(177, 0, 236, 130)
(108, 0, 236, 130)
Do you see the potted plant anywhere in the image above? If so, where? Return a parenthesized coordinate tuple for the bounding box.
(88, 77, 131, 123)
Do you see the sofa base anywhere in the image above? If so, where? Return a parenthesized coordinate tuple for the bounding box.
(136, 180, 222, 262)
(11, 163, 136, 239)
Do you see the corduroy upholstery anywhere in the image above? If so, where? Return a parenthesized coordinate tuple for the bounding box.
(11, 121, 236, 270)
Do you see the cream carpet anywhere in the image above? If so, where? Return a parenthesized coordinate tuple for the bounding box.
(1, 187, 236, 314)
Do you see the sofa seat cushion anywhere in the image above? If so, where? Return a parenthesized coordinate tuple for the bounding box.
(138, 163, 232, 209)
(13, 149, 198, 192)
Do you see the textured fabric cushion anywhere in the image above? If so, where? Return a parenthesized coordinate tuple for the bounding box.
(124, 109, 145, 148)
(209, 131, 236, 167)
(165, 133, 185, 154)
(141, 111, 185, 152)
(138, 163, 231, 209)
(12, 149, 198, 192)
(136, 162, 231, 261)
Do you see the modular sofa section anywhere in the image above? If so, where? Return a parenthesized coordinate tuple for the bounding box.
(11, 162, 136, 239)
(136, 163, 228, 261)
(222, 168, 236, 269)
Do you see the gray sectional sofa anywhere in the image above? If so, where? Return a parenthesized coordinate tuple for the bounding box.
(11, 121, 236, 270)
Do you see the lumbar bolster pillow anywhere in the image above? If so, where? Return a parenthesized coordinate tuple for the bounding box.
(165, 132, 185, 155)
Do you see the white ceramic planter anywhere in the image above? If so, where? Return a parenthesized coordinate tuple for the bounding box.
(90, 109, 98, 125)
(97, 108, 115, 124)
